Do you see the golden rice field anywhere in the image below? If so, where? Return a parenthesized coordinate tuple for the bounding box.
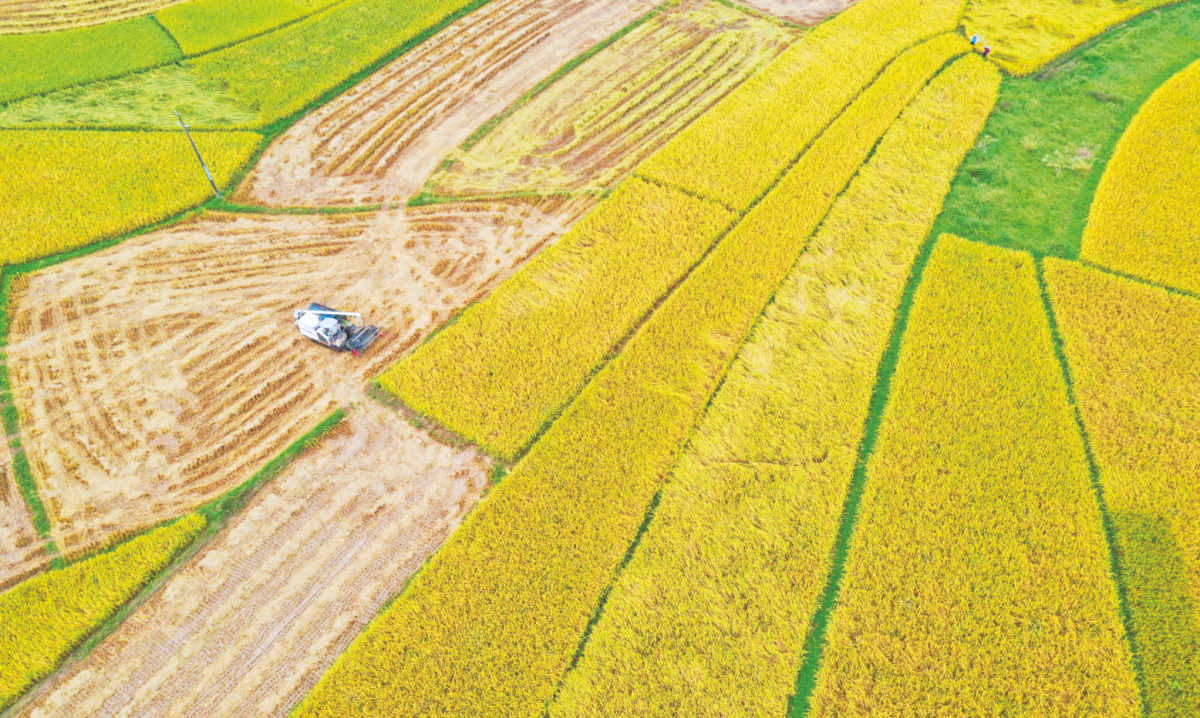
(2, 0, 1198, 714)
(1081, 57, 1200, 295)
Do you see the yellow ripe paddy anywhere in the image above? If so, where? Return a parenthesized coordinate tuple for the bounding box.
(547, 55, 998, 718)
(636, 0, 965, 208)
(1045, 259, 1200, 715)
(0, 130, 259, 265)
(0, 515, 203, 711)
(1082, 57, 1200, 295)
(4, 0, 1199, 713)
(809, 236, 1139, 716)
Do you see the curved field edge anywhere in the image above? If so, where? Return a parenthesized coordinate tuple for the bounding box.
(961, 0, 1191, 77)
(803, 236, 1140, 716)
(932, 0, 1200, 259)
(0, 409, 346, 717)
(377, 25, 971, 461)
(0, 515, 205, 712)
(1080, 57, 1200, 294)
(543, 54, 998, 718)
(1044, 260, 1200, 715)
(291, 43, 982, 718)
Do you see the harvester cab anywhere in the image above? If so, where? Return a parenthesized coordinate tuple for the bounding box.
(294, 303, 380, 356)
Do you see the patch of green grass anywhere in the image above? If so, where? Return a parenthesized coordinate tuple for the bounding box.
(156, 0, 312, 55)
(190, 0, 492, 126)
(931, 2, 1200, 258)
(0, 17, 182, 105)
(0, 66, 254, 129)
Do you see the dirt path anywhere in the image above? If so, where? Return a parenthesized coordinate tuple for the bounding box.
(5, 197, 593, 556)
(19, 402, 488, 718)
(236, 0, 657, 207)
(429, 0, 796, 197)
(736, 0, 860, 25)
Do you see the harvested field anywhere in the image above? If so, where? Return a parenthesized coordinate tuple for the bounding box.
(0, 0, 187, 34)
(18, 402, 488, 718)
(5, 196, 593, 556)
(237, 0, 656, 207)
(0, 438, 48, 592)
(428, 0, 797, 197)
(737, 0, 859, 25)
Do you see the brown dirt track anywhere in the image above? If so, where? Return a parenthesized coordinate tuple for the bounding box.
(19, 402, 488, 718)
(6, 197, 593, 556)
(236, 0, 656, 207)
(737, 0, 860, 25)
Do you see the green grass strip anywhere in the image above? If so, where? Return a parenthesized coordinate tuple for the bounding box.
(0, 515, 205, 712)
(931, 0, 1200, 259)
(1034, 257, 1150, 716)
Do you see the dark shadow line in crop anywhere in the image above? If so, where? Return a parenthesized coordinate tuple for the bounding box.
(0, 408, 346, 718)
(498, 39, 965, 467)
(710, 0, 805, 28)
(1033, 257, 1150, 717)
(1076, 258, 1200, 303)
(543, 46, 968, 718)
(784, 225, 942, 717)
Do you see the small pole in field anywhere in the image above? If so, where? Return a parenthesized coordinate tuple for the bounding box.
(174, 110, 223, 200)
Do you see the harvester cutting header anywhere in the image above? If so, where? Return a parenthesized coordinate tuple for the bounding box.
(294, 303, 380, 356)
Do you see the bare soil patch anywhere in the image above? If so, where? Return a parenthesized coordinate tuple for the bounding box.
(735, 0, 860, 25)
(236, 0, 656, 207)
(19, 402, 488, 718)
(429, 0, 797, 197)
(6, 196, 593, 556)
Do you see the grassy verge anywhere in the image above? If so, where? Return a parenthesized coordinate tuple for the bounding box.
(931, 0, 1200, 258)
(802, 237, 1140, 716)
(545, 55, 998, 718)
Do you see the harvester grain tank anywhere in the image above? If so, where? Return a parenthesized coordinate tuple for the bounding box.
(294, 303, 380, 356)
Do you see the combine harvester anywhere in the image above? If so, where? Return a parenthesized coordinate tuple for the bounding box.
(294, 303, 380, 356)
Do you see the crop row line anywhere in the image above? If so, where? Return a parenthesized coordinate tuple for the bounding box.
(1034, 256, 1151, 716)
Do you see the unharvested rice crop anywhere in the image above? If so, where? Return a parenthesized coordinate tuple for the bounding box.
(808, 236, 1139, 716)
(19, 403, 489, 718)
(0, 130, 259, 265)
(962, 0, 1179, 76)
(6, 197, 590, 557)
(427, 0, 796, 196)
(1044, 258, 1200, 715)
(381, 33, 967, 460)
(1081, 58, 1200, 295)
(0, 18, 180, 104)
(547, 54, 999, 718)
(294, 46, 986, 718)
(0, 0, 186, 33)
(190, 0, 523, 127)
(379, 178, 734, 459)
(155, 0, 312, 55)
(237, 0, 656, 206)
(0, 514, 204, 711)
(636, 0, 965, 208)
